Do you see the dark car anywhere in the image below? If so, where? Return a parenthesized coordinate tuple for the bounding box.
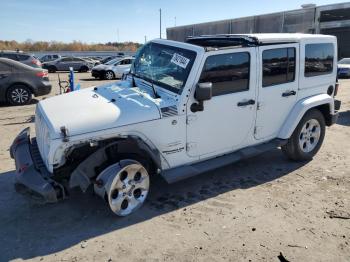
(0, 50, 42, 68)
(0, 58, 51, 105)
(42, 56, 94, 72)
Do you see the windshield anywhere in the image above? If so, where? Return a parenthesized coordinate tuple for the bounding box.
(131, 42, 196, 94)
(339, 58, 350, 64)
(105, 58, 121, 65)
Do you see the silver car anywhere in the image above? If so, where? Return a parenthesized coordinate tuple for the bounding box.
(91, 57, 134, 79)
(42, 56, 94, 73)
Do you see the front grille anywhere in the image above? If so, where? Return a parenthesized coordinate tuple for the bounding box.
(35, 107, 50, 169)
(30, 138, 47, 171)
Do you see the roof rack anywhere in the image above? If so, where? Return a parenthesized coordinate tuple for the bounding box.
(186, 35, 259, 49)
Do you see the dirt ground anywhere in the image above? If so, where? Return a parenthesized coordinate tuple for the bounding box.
(0, 72, 349, 262)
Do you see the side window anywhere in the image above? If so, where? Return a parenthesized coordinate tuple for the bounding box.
(17, 54, 30, 61)
(61, 57, 71, 62)
(305, 43, 334, 77)
(262, 47, 295, 87)
(199, 52, 250, 96)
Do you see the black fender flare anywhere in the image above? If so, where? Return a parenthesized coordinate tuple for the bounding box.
(69, 136, 165, 192)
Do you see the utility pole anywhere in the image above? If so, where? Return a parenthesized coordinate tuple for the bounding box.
(144, 35, 147, 43)
(117, 28, 120, 43)
(174, 16, 176, 27)
(159, 8, 162, 39)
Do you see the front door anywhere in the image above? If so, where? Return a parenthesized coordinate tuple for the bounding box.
(255, 44, 299, 140)
(186, 48, 257, 158)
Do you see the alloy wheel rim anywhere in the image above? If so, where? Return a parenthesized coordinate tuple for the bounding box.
(106, 72, 113, 79)
(11, 88, 29, 104)
(107, 163, 149, 216)
(299, 119, 321, 153)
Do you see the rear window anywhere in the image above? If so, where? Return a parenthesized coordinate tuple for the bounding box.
(305, 43, 334, 77)
(262, 47, 296, 87)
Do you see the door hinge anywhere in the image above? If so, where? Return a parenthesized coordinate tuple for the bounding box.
(186, 142, 197, 151)
(254, 126, 262, 135)
(257, 102, 262, 110)
(186, 115, 197, 125)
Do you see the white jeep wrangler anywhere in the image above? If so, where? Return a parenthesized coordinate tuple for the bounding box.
(11, 34, 341, 216)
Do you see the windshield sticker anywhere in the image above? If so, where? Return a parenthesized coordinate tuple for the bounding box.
(171, 53, 190, 69)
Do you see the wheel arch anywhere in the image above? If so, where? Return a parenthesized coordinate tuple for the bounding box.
(278, 93, 334, 139)
(6, 82, 35, 98)
(67, 135, 164, 192)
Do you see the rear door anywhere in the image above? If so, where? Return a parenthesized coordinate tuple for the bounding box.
(58, 57, 72, 70)
(72, 58, 84, 70)
(255, 44, 299, 140)
(114, 59, 132, 76)
(0, 62, 12, 90)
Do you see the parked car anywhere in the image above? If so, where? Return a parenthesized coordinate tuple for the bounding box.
(337, 58, 350, 78)
(0, 50, 42, 68)
(91, 57, 134, 79)
(39, 54, 61, 63)
(0, 58, 51, 105)
(42, 56, 94, 73)
(10, 34, 341, 216)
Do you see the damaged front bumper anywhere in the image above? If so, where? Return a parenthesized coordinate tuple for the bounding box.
(329, 99, 341, 126)
(10, 127, 65, 203)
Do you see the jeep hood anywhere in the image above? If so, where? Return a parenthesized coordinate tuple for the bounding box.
(37, 82, 161, 139)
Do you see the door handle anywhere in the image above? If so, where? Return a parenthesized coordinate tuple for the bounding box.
(282, 90, 296, 97)
(237, 99, 255, 107)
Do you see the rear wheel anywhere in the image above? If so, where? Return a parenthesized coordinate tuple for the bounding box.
(104, 70, 115, 80)
(94, 160, 150, 216)
(282, 109, 325, 161)
(79, 66, 89, 72)
(7, 85, 32, 105)
(48, 66, 57, 73)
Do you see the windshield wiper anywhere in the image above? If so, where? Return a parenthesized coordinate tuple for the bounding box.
(149, 77, 161, 99)
(131, 71, 160, 99)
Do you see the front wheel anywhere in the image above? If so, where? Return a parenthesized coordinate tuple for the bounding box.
(104, 70, 115, 80)
(282, 109, 325, 161)
(94, 160, 150, 216)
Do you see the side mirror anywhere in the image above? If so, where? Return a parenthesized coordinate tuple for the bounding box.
(191, 82, 212, 112)
(195, 82, 212, 101)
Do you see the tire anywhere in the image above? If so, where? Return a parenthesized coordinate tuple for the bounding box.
(282, 109, 325, 161)
(48, 66, 57, 73)
(104, 70, 115, 80)
(79, 66, 89, 73)
(7, 84, 33, 106)
(94, 159, 150, 216)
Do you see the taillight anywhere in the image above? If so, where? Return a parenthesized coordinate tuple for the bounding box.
(36, 71, 48, 78)
(31, 59, 42, 66)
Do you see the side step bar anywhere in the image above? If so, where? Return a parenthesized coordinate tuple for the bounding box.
(161, 139, 287, 184)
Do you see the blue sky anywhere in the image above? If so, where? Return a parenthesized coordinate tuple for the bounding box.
(0, 0, 346, 43)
